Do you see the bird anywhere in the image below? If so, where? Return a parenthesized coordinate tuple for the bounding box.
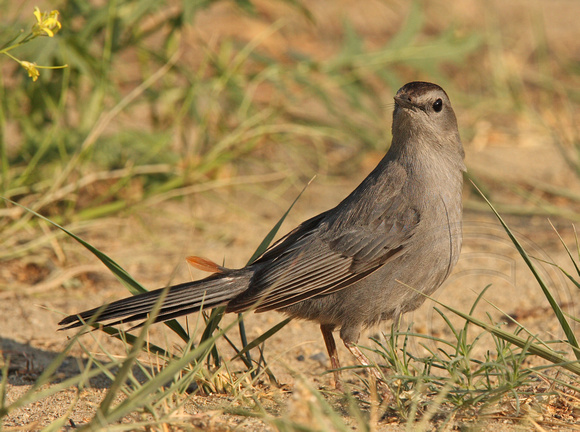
(59, 81, 465, 390)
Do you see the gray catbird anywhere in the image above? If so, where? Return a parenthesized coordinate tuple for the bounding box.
(60, 81, 465, 387)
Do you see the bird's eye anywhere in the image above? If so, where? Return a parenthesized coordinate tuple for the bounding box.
(433, 98, 443, 112)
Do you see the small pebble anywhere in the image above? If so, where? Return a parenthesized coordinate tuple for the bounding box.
(309, 352, 327, 363)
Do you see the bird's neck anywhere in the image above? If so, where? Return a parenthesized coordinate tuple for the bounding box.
(388, 134, 466, 176)
(383, 135, 465, 212)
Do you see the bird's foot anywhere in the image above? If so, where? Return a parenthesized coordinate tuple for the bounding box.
(343, 342, 396, 406)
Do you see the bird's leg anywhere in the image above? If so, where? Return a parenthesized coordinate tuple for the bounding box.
(344, 340, 394, 405)
(320, 324, 343, 390)
(343, 341, 383, 382)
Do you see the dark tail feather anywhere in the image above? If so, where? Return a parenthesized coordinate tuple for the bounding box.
(58, 271, 250, 330)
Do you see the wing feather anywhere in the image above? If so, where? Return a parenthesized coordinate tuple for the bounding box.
(226, 161, 420, 313)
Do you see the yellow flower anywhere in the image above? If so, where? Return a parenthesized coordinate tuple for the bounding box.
(21, 61, 40, 81)
(32, 7, 62, 37)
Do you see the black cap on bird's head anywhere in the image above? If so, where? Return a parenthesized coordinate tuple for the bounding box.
(394, 81, 452, 117)
(391, 81, 464, 162)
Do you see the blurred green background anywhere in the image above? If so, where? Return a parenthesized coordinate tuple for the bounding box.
(1, 0, 579, 259)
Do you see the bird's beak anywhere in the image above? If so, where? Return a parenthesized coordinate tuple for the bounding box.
(394, 95, 414, 109)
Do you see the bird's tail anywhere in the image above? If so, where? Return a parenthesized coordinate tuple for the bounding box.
(58, 269, 252, 330)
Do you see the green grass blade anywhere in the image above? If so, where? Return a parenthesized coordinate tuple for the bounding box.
(234, 317, 291, 361)
(471, 182, 580, 360)
(549, 220, 580, 278)
(575, 226, 580, 264)
(0, 329, 118, 419)
(543, 263, 580, 291)
(425, 291, 580, 375)
(2, 198, 147, 294)
(200, 307, 226, 368)
(236, 179, 313, 374)
(2, 197, 190, 342)
(97, 326, 172, 358)
(246, 177, 315, 265)
(96, 287, 170, 417)
(85, 319, 239, 429)
(197, 180, 312, 371)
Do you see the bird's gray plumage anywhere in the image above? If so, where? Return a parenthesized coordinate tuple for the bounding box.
(59, 81, 465, 380)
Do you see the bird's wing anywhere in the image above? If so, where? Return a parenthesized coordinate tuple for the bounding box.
(226, 164, 421, 312)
